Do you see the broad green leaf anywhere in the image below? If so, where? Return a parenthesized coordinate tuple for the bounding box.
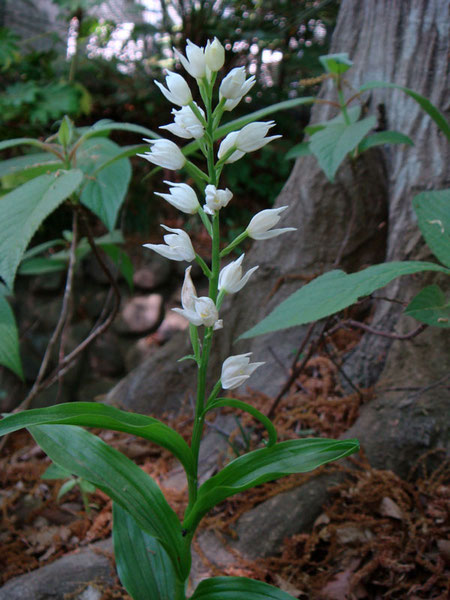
(285, 142, 312, 160)
(0, 291, 23, 379)
(184, 438, 359, 531)
(319, 52, 353, 75)
(309, 115, 377, 181)
(404, 285, 450, 328)
(358, 130, 414, 152)
(191, 576, 297, 600)
(0, 169, 83, 289)
(413, 189, 450, 267)
(359, 81, 450, 140)
(28, 424, 190, 579)
(205, 398, 277, 447)
(305, 106, 362, 135)
(240, 261, 450, 339)
(113, 503, 176, 600)
(0, 402, 195, 476)
(101, 244, 134, 290)
(77, 138, 131, 231)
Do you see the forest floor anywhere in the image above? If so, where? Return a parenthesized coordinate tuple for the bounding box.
(1, 349, 448, 600)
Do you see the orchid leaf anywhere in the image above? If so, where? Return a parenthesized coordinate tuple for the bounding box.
(28, 424, 190, 579)
(0, 402, 195, 475)
(0, 286, 23, 379)
(191, 576, 297, 600)
(184, 438, 359, 530)
(113, 503, 176, 599)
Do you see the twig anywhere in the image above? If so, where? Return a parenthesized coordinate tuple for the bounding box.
(406, 372, 450, 401)
(15, 211, 79, 413)
(266, 322, 317, 419)
(322, 340, 363, 399)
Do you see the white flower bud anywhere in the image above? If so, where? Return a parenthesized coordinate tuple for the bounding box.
(235, 121, 281, 152)
(218, 254, 258, 294)
(219, 67, 255, 102)
(154, 71, 192, 107)
(205, 37, 225, 71)
(174, 40, 207, 79)
(221, 353, 265, 390)
(143, 225, 195, 262)
(160, 104, 205, 140)
(172, 269, 222, 329)
(217, 131, 245, 164)
(138, 139, 186, 170)
(246, 206, 297, 240)
(155, 181, 200, 214)
(204, 184, 233, 215)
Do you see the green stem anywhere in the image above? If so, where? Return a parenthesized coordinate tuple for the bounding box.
(337, 77, 350, 125)
(220, 230, 249, 257)
(198, 206, 213, 236)
(195, 252, 212, 278)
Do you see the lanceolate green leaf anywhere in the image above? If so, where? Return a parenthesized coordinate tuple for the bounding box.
(182, 97, 315, 157)
(205, 398, 277, 447)
(0, 169, 83, 289)
(0, 138, 49, 152)
(28, 424, 190, 579)
(93, 144, 150, 174)
(413, 189, 450, 267)
(359, 81, 450, 140)
(184, 438, 359, 531)
(357, 130, 414, 152)
(404, 285, 450, 328)
(79, 120, 160, 143)
(0, 402, 195, 475)
(78, 137, 131, 231)
(309, 115, 377, 181)
(0, 287, 23, 379)
(240, 261, 450, 339)
(113, 503, 176, 600)
(191, 576, 297, 600)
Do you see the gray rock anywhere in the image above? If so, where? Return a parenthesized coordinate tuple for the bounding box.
(88, 330, 125, 377)
(230, 473, 342, 559)
(114, 294, 164, 335)
(133, 254, 171, 290)
(0, 539, 114, 600)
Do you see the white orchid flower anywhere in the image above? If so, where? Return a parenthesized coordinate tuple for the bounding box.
(246, 206, 297, 240)
(160, 104, 205, 140)
(218, 254, 258, 294)
(138, 139, 186, 170)
(155, 181, 200, 215)
(217, 131, 245, 164)
(154, 71, 192, 107)
(172, 268, 223, 329)
(204, 184, 233, 215)
(221, 353, 265, 389)
(174, 40, 207, 79)
(205, 37, 225, 71)
(235, 121, 281, 152)
(143, 225, 195, 262)
(219, 67, 256, 111)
